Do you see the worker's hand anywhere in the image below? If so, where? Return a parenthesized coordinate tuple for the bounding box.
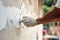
(22, 16, 37, 27)
(36, 18, 42, 24)
(36, 18, 48, 24)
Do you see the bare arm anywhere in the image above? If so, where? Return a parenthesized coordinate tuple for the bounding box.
(36, 7, 60, 24)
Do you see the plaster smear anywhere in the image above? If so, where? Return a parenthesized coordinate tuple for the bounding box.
(0, 0, 43, 40)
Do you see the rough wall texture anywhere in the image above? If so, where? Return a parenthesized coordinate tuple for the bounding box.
(0, 22, 43, 40)
(0, 0, 43, 40)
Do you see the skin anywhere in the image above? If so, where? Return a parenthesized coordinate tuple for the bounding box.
(36, 7, 60, 24)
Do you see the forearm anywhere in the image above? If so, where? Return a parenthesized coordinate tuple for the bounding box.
(43, 7, 60, 20)
(36, 7, 60, 24)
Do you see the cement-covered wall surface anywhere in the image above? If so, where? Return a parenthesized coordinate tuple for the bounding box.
(0, 0, 43, 40)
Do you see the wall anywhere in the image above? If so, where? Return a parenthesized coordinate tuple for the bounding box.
(0, 0, 43, 40)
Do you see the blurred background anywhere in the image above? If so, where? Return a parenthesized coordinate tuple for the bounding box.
(42, 0, 59, 40)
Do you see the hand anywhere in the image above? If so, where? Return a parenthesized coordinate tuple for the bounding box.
(22, 16, 37, 27)
(36, 18, 42, 24)
(36, 18, 47, 24)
